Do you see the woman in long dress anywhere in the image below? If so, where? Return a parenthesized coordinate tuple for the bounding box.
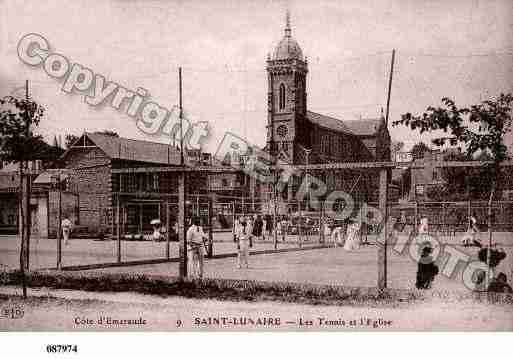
(331, 225, 344, 247)
(461, 215, 481, 247)
(343, 220, 361, 251)
(418, 217, 429, 235)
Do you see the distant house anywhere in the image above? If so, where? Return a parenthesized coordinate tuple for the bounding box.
(410, 149, 444, 201)
(409, 148, 467, 201)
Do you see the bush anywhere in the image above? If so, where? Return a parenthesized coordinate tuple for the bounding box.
(2, 270, 511, 306)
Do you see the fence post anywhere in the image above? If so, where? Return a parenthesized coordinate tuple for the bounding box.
(441, 203, 446, 237)
(467, 199, 471, 228)
(165, 200, 170, 260)
(298, 199, 302, 248)
(414, 200, 418, 236)
(116, 194, 121, 263)
(178, 171, 187, 278)
(377, 168, 388, 290)
(273, 186, 278, 250)
(232, 201, 236, 242)
(319, 201, 324, 244)
(207, 196, 213, 258)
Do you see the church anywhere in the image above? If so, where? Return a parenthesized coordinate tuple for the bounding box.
(264, 13, 391, 202)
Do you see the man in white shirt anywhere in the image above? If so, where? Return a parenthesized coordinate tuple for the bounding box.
(235, 216, 251, 269)
(61, 217, 72, 245)
(186, 217, 208, 279)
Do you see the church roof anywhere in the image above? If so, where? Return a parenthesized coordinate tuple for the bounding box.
(273, 37, 303, 61)
(343, 118, 384, 136)
(272, 11, 303, 61)
(307, 111, 352, 134)
(307, 111, 383, 137)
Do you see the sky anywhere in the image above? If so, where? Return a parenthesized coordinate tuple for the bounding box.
(1, 0, 512, 153)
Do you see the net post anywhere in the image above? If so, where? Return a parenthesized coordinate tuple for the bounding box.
(165, 199, 170, 260)
(377, 168, 388, 290)
(116, 193, 121, 263)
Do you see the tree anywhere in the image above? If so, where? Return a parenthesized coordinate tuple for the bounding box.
(394, 93, 513, 284)
(65, 134, 80, 149)
(95, 130, 119, 137)
(411, 142, 430, 160)
(0, 90, 45, 298)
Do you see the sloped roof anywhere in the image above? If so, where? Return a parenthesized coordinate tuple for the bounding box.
(343, 118, 383, 136)
(33, 169, 71, 184)
(307, 111, 383, 137)
(66, 132, 181, 165)
(306, 111, 352, 134)
(0, 162, 20, 173)
(0, 172, 18, 190)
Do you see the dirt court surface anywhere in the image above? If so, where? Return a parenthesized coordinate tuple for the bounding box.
(1, 232, 512, 291)
(83, 233, 513, 292)
(0, 286, 511, 331)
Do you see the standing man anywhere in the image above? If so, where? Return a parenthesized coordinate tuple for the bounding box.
(235, 216, 250, 269)
(62, 217, 72, 246)
(186, 217, 208, 279)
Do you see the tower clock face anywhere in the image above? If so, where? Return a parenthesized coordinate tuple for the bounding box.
(277, 125, 288, 138)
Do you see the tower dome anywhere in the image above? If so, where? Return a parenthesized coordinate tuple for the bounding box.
(272, 11, 303, 61)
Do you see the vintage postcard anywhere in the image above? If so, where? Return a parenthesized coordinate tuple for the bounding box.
(1, 0, 512, 336)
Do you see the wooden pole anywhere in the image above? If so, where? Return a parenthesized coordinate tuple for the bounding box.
(384, 49, 395, 128)
(232, 201, 236, 242)
(116, 194, 121, 263)
(207, 196, 213, 258)
(273, 183, 278, 250)
(139, 203, 143, 235)
(178, 172, 187, 277)
(414, 201, 418, 235)
(378, 168, 388, 289)
(441, 203, 446, 237)
(21, 79, 31, 274)
(178, 67, 187, 278)
(165, 200, 170, 259)
(57, 173, 62, 269)
(319, 201, 324, 244)
(298, 199, 302, 248)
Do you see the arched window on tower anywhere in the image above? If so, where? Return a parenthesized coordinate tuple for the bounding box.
(279, 83, 286, 110)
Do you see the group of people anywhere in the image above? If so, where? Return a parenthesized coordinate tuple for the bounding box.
(414, 215, 512, 293)
(330, 219, 363, 251)
(233, 215, 274, 243)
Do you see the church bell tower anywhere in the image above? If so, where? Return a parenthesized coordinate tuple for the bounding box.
(266, 11, 308, 164)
